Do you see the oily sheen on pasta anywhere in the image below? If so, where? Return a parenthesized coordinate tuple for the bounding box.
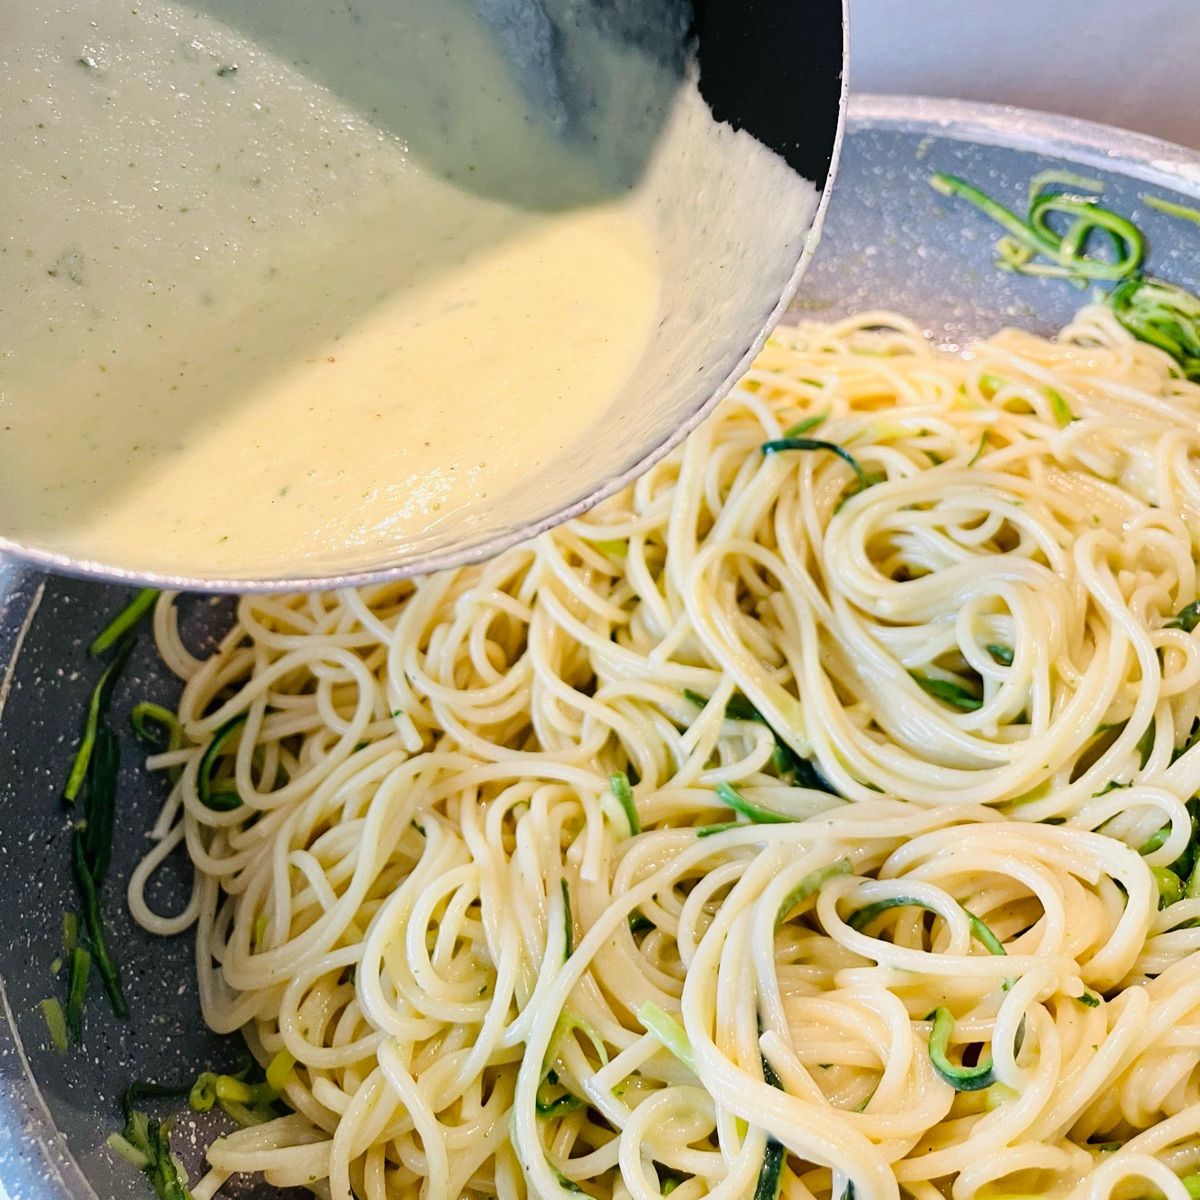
(131, 304, 1200, 1200)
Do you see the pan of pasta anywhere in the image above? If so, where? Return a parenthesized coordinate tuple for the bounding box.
(0, 96, 1198, 1200)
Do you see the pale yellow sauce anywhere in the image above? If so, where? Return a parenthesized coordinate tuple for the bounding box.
(0, 0, 663, 578)
(89, 211, 656, 573)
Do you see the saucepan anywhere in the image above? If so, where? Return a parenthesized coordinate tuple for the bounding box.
(0, 0, 846, 592)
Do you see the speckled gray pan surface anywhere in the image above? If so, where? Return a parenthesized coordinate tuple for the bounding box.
(0, 97, 1198, 1200)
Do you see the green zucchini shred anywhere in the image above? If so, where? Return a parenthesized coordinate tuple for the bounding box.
(197, 713, 249, 811)
(930, 173, 1200, 379)
(1143, 194, 1200, 225)
(130, 703, 184, 751)
(1153, 866, 1184, 909)
(629, 911, 654, 934)
(1137, 722, 1156, 769)
(783, 413, 827, 436)
(1046, 388, 1077, 427)
(63, 632, 136, 804)
(113, 1100, 192, 1200)
(659, 1171, 687, 1194)
(929, 171, 1143, 282)
(609, 772, 639, 836)
(715, 781, 790, 825)
(535, 1068, 584, 1120)
(82, 724, 119, 887)
(189, 1051, 292, 1127)
(90, 589, 160, 658)
(561, 878, 574, 961)
(40, 997, 69, 1055)
(72, 853, 128, 1018)
(910, 672, 983, 712)
(926, 1006, 995, 1092)
(1139, 827, 1169, 855)
(761, 436, 869, 486)
(637, 1002, 696, 1075)
(1167, 600, 1200, 633)
(776, 859, 852, 926)
(849, 896, 1006, 957)
(64, 946, 91, 1045)
(696, 822, 739, 838)
(752, 1138, 786, 1200)
(684, 690, 838, 796)
(1108, 277, 1200, 381)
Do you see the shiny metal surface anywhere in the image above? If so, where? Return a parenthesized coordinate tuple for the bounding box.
(0, 97, 1197, 1199)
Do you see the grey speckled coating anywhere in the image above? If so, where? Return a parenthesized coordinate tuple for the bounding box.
(0, 97, 1197, 1200)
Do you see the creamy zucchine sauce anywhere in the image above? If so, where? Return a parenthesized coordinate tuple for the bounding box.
(1, 0, 667, 577)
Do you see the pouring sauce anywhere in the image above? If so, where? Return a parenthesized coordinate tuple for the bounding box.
(1, 0, 662, 577)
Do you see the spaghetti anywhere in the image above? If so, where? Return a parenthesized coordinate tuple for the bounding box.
(132, 304, 1200, 1200)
